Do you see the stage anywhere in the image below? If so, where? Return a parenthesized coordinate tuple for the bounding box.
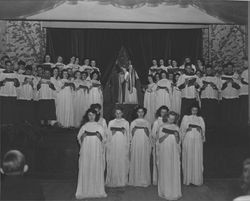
(1, 122, 249, 180)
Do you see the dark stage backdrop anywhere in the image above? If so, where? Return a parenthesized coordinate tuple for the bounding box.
(46, 28, 202, 84)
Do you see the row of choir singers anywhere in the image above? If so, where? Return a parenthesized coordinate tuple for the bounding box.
(76, 105, 205, 200)
(144, 63, 248, 127)
(0, 64, 103, 127)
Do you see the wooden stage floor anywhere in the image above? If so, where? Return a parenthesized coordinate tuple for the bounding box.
(40, 179, 242, 201)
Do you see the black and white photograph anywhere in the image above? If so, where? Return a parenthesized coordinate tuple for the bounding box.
(0, 0, 249, 200)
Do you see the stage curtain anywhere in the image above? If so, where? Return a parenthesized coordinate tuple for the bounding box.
(46, 28, 202, 84)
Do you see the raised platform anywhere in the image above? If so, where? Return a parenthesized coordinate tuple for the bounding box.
(1, 123, 249, 180)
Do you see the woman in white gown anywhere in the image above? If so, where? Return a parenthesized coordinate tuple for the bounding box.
(76, 108, 107, 199)
(56, 70, 74, 127)
(155, 71, 171, 110)
(180, 104, 205, 186)
(157, 111, 182, 200)
(129, 106, 151, 187)
(171, 73, 182, 114)
(89, 71, 103, 106)
(106, 107, 130, 187)
(73, 71, 90, 128)
(151, 105, 169, 185)
(144, 75, 157, 124)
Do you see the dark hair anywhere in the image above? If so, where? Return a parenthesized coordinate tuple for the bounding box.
(114, 105, 124, 113)
(2, 150, 26, 175)
(80, 108, 99, 127)
(154, 73, 160, 82)
(74, 70, 81, 78)
(81, 71, 88, 77)
(18, 60, 26, 66)
(173, 73, 180, 83)
(160, 70, 168, 79)
(90, 70, 100, 80)
(163, 111, 179, 124)
(185, 62, 192, 68)
(188, 102, 201, 116)
(61, 69, 68, 79)
(131, 105, 147, 120)
(147, 74, 154, 83)
(155, 105, 169, 118)
(90, 103, 102, 110)
(44, 54, 51, 62)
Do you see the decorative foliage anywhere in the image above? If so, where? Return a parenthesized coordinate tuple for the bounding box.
(202, 25, 247, 68)
(4, 21, 46, 64)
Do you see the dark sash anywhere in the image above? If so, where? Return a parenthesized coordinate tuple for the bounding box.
(132, 126, 149, 137)
(159, 128, 179, 143)
(221, 76, 233, 81)
(188, 124, 202, 133)
(5, 78, 15, 82)
(187, 78, 196, 87)
(92, 83, 102, 88)
(110, 127, 125, 135)
(82, 131, 103, 142)
(157, 86, 168, 89)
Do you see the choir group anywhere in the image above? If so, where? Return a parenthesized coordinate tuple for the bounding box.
(0, 55, 102, 128)
(0, 54, 248, 200)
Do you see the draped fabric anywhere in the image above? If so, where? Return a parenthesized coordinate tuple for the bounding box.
(46, 28, 202, 85)
(0, 0, 247, 24)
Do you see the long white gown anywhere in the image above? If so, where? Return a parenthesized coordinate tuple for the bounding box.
(129, 118, 151, 187)
(89, 80, 103, 106)
(151, 117, 164, 185)
(180, 115, 205, 186)
(73, 79, 90, 127)
(171, 84, 182, 115)
(156, 123, 182, 200)
(155, 79, 171, 110)
(144, 83, 157, 124)
(124, 69, 138, 104)
(56, 79, 74, 127)
(76, 122, 107, 199)
(106, 118, 130, 187)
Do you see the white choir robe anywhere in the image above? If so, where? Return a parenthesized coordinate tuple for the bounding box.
(73, 80, 90, 127)
(155, 79, 171, 110)
(106, 118, 130, 187)
(171, 84, 182, 115)
(124, 69, 139, 104)
(89, 80, 103, 106)
(17, 74, 34, 101)
(156, 124, 182, 200)
(56, 79, 74, 127)
(0, 71, 19, 97)
(151, 117, 163, 185)
(50, 76, 60, 107)
(129, 118, 151, 187)
(76, 122, 107, 199)
(144, 83, 157, 124)
(180, 115, 205, 186)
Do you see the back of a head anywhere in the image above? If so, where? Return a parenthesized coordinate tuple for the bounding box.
(2, 150, 26, 175)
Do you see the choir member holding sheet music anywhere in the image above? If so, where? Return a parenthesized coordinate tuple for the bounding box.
(129, 106, 151, 187)
(43, 54, 54, 69)
(76, 108, 107, 199)
(148, 59, 160, 76)
(159, 59, 168, 73)
(171, 73, 182, 114)
(106, 107, 130, 187)
(56, 69, 74, 128)
(200, 65, 222, 128)
(155, 71, 172, 110)
(144, 74, 157, 124)
(180, 104, 205, 186)
(37, 68, 57, 126)
(220, 62, 241, 126)
(89, 71, 103, 107)
(17, 65, 35, 124)
(73, 71, 91, 128)
(0, 60, 20, 124)
(156, 111, 182, 200)
(151, 106, 169, 185)
(54, 56, 65, 71)
(177, 63, 201, 118)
